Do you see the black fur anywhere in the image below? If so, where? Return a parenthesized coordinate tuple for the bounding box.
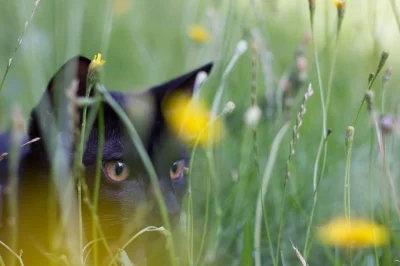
(0, 56, 212, 265)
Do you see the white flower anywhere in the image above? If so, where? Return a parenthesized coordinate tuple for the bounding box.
(236, 40, 248, 55)
(244, 105, 262, 127)
(223, 101, 236, 114)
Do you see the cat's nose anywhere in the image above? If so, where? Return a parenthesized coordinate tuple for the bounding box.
(162, 190, 180, 217)
(148, 178, 181, 225)
(158, 177, 181, 216)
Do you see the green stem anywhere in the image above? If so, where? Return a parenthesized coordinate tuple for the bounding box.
(305, 12, 335, 258)
(194, 152, 210, 266)
(304, 138, 328, 258)
(96, 84, 177, 266)
(74, 78, 94, 263)
(92, 102, 104, 266)
(0, 0, 40, 93)
(325, 38, 340, 120)
(344, 136, 354, 220)
(186, 135, 200, 265)
(254, 122, 290, 266)
(312, 24, 327, 138)
(353, 57, 386, 128)
(368, 129, 380, 266)
(275, 186, 287, 266)
(107, 226, 167, 266)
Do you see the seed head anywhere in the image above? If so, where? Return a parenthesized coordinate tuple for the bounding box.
(244, 105, 262, 127)
(382, 67, 392, 85)
(223, 101, 236, 114)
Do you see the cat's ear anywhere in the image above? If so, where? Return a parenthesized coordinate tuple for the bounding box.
(149, 62, 213, 104)
(28, 56, 92, 139)
(43, 56, 92, 105)
(141, 62, 213, 156)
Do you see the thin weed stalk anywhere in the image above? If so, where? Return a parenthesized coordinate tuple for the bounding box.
(381, 67, 392, 114)
(251, 39, 260, 173)
(73, 74, 96, 264)
(92, 101, 104, 266)
(306, 19, 339, 187)
(304, 128, 332, 258)
(9, 107, 24, 266)
(307, 7, 328, 248)
(306, 7, 345, 248)
(254, 122, 290, 266)
(0, 138, 40, 162)
(184, 129, 204, 265)
(368, 129, 380, 265)
(0, 0, 40, 93)
(276, 84, 313, 266)
(344, 126, 355, 220)
(96, 83, 177, 266)
(275, 187, 287, 266)
(193, 146, 210, 266)
(325, 0, 344, 116)
(205, 40, 248, 260)
(290, 240, 308, 266)
(107, 226, 167, 266)
(189, 73, 210, 266)
(0, 241, 24, 266)
(186, 145, 195, 264)
(353, 50, 389, 128)
(76, 95, 115, 264)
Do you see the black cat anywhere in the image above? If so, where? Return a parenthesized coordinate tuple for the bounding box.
(0, 56, 212, 265)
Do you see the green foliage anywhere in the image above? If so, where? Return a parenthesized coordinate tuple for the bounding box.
(1, 0, 400, 265)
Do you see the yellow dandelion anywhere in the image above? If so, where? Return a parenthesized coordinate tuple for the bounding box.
(318, 217, 389, 248)
(162, 92, 224, 146)
(188, 24, 211, 44)
(88, 53, 106, 84)
(333, 0, 345, 8)
(90, 53, 106, 70)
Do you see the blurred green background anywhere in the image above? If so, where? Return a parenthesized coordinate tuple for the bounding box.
(2, 0, 400, 265)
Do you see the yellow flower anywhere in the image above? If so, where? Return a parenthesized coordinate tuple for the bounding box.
(162, 92, 224, 146)
(90, 53, 106, 69)
(88, 53, 106, 85)
(333, 0, 345, 8)
(318, 217, 389, 248)
(188, 24, 211, 44)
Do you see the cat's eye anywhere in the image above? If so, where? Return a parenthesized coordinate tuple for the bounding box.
(170, 160, 186, 180)
(104, 161, 130, 182)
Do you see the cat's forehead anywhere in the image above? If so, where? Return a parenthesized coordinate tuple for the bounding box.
(108, 90, 157, 135)
(96, 90, 187, 166)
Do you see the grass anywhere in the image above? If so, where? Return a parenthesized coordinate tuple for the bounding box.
(2, 0, 400, 265)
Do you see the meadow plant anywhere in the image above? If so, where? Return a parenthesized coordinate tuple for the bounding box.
(1, 0, 400, 265)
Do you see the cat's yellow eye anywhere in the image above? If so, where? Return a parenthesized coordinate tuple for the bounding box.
(104, 161, 129, 182)
(170, 160, 185, 180)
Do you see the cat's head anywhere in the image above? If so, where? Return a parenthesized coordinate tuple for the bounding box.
(23, 56, 213, 241)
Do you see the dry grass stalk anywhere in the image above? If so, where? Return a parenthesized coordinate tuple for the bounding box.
(290, 240, 309, 266)
(0, 138, 40, 162)
(285, 84, 314, 183)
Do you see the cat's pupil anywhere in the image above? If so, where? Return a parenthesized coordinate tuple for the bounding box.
(171, 162, 178, 173)
(115, 162, 124, 176)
